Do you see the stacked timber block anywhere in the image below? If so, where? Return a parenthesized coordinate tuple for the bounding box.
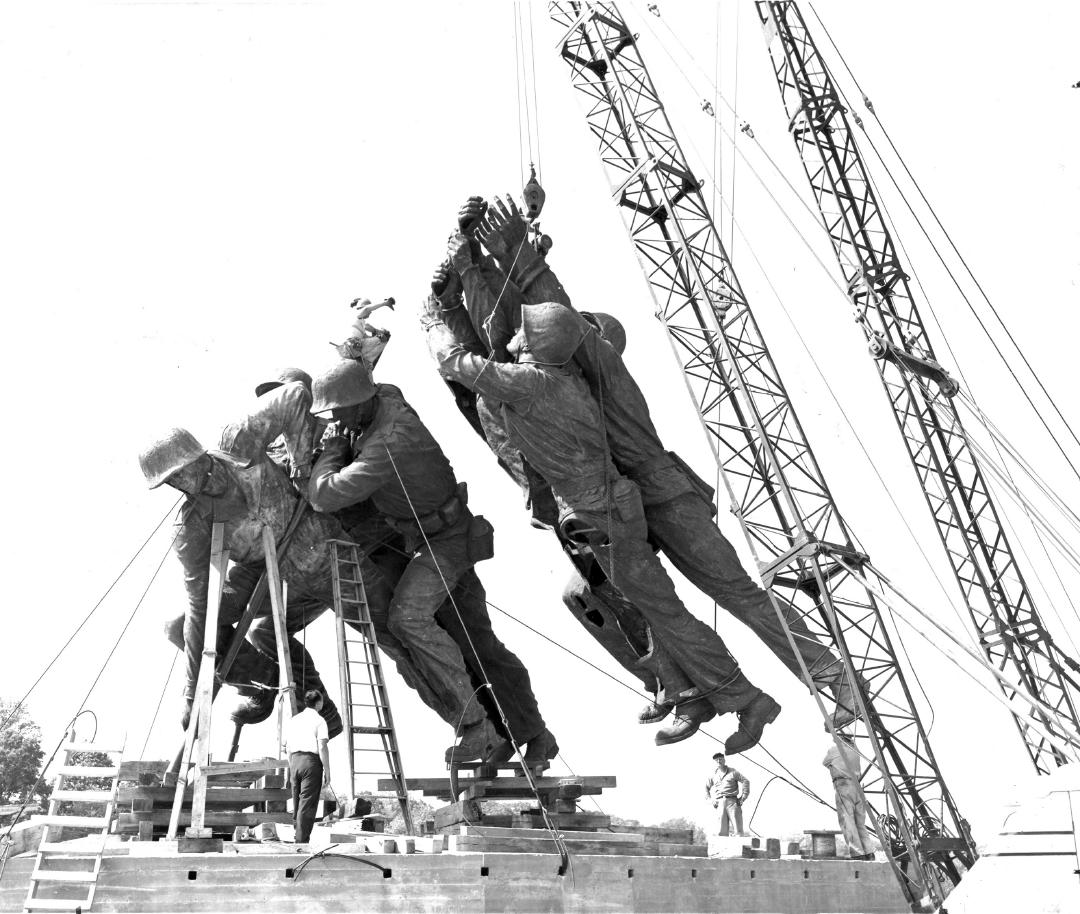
(382, 761, 615, 833)
(116, 758, 291, 840)
(382, 762, 707, 858)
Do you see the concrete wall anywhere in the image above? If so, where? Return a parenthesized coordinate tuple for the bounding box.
(1, 851, 908, 913)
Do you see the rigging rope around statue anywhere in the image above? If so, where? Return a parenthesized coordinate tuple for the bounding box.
(0, 497, 181, 735)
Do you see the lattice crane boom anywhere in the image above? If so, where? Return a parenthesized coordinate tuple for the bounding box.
(547, 2, 975, 905)
(756, 0, 1080, 776)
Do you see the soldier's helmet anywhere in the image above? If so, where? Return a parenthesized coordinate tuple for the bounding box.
(139, 428, 206, 489)
(581, 312, 626, 355)
(519, 303, 592, 366)
(254, 367, 313, 398)
(311, 360, 376, 414)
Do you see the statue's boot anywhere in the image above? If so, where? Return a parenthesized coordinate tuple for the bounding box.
(654, 689, 717, 746)
(639, 695, 676, 725)
(445, 718, 502, 765)
(723, 691, 781, 755)
(522, 728, 560, 773)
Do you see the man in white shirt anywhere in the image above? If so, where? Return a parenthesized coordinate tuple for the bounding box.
(705, 751, 750, 837)
(823, 733, 874, 859)
(284, 689, 331, 843)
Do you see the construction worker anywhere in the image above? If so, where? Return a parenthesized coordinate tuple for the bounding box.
(457, 198, 862, 744)
(284, 688, 332, 844)
(307, 359, 558, 769)
(424, 299, 781, 754)
(823, 734, 874, 860)
(706, 751, 750, 837)
(142, 380, 378, 738)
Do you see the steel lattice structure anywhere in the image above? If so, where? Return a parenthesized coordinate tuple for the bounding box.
(548, 2, 975, 904)
(756, 0, 1080, 776)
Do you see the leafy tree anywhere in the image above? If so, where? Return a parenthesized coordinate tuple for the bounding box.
(0, 700, 47, 807)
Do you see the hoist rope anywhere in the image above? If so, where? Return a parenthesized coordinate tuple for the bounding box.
(0, 497, 182, 734)
(0, 529, 179, 853)
(354, 523, 832, 810)
(513, 6, 527, 189)
(139, 650, 179, 761)
(840, 559, 1080, 758)
(380, 444, 570, 870)
(527, 0, 542, 181)
(806, 1, 1080, 480)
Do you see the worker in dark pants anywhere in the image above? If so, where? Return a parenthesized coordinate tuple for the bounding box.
(284, 689, 331, 844)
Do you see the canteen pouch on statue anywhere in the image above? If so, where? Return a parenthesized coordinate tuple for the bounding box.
(467, 515, 495, 563)
(668, 451, 718, 516)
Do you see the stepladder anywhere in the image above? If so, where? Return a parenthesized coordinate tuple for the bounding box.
(329, 539, 414, 835)
(25, 733, 124, 913)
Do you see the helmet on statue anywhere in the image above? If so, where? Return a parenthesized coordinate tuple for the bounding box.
(139, 428, 206, 489)
(519, 303, 591, 366)
(311, 360, 376, 415)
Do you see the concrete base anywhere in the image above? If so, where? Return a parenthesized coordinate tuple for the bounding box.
(0, 847, 908, 913)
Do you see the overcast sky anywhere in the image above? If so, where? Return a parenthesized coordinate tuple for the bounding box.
(1, 0, 1077, 844)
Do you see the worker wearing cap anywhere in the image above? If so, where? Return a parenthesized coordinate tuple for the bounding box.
(706, 751, 750, 837)
(307, 359, 558, 769)
(141, 381, 382, 738)
(823, 733, 874, 859)
(424, 299, 781, 754)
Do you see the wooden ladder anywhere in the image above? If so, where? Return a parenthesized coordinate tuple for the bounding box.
(24, 736, 123, 913)
(330, 539, 414, 834)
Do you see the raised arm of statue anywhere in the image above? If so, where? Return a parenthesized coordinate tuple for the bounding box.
(422, 310, 541, 406)
(220, 382, 315, 483)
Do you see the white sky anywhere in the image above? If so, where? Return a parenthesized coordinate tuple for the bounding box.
(1, 0, 1077, 845)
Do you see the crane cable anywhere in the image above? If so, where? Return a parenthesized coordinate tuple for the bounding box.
(806, 1, 1080, 483)
(0, 527, 179, 855)
(0, 497, 182, 734)
(380, 444, 571, 873)
(340, 511, 834, 811)
(839, 558, 1080, 759)
(628, 3, 1080, 660)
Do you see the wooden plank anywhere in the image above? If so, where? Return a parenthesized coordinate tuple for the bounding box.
(608, 825, 695, 844)
(186, 523, 228, 839)
(55, 766, 118, 779)
(460, 784, 605, 803)
(202, 759, 288, 776)
(31, 815, 109, 828)
(263, 526, 298, 728)
(119, 786, 289, 805)
(51, 790, 113, 803)
(395, 775, 615, 792)
(456, 825, 643, 844)
(446, 835, 659, 856)
(511, 812, 611, 830)
(119, 810, 293, 827)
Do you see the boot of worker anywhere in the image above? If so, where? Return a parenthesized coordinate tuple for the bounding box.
(654, 689, 717, 746)
(639, 695, 675, 725)
(723, 691, 782, 755)
(445, 718, 502, 766)
(522, 728, 560, 774)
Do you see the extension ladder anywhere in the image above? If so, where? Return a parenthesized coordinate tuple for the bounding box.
(25, 735, 124, 913)
(329, 540, 414, 834)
